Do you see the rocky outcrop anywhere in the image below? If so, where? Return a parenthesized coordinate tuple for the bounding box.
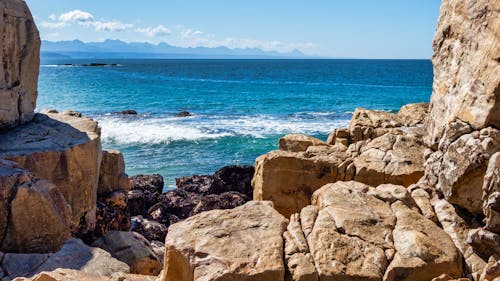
(14, 269, 158, 281)
(253, 128, 426, 218)
(284, 181, 462, 281)
(0, 0, 40, 129)
(0, 111, 102, 234)
(162, 201, 288, 281)
(483, 152, 500, 233)
(424, 0, 499, 147)
(93, 231, 162, 276)
(0, 160, 71, 253)
(279, 134, 327, 152)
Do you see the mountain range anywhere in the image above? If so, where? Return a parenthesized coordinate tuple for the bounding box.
(41, 39, 307, 59)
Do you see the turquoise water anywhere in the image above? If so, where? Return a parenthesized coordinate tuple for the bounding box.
(37, 59, 433, 188)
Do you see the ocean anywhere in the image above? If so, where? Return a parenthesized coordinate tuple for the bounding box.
(37, 59, 433, 188)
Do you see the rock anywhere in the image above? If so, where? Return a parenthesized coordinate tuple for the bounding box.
(425, 0, 500, 147)
(175, 111, 191, 117)
(432, 199, 487, 280)
(2, 253, 50, 279)
(425, 128, 500, 214)
(384, 201, 462, 281)
(113, 110, 138, 115)
(283, 214, 318, 281)
(131, 216, 168, 242)
(410, 187, 438, 223)
(162, 201, 288, 281)
(149, 241, 165, 265)
(93, 231, 162, 276)
(483, 152, 500, 232)
(176, 165, 254, 197)
(190, 191, 248, 215)
(480, 257, 500, 281)
(98, 150, 130, 195)
(467, 228, 500, 259)
(0, 112, 102, 235)
(128, 174, 164, 217)
(0, 0, 40, 129)
(279, 134, 327, 152)
(351, 133, 426, 187)
(253, 132, 425, 217)
(0, 160, 71, 253)
(13, 269, 158, 281)
(397, 102, 429, 126)
(431, 274, 470, 281)
(19, 238, 129, 277)
(87, 191, 131, 242)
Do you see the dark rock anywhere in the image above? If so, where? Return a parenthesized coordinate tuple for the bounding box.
(130, 174, 164, 194)
(213, 165, 254, 197)
(176, 175, 215, 195)
(131, 216, 169, 242)
(191, 191, 248, 215)
(175, 111, 192, 117)
(113, 110, 138, 115)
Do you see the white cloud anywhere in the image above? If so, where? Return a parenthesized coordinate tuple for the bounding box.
(59, 10, 94, 23)
(136, 25, 171, 37)
(84, 21, 134, 32)
(40, 21, 67, 29)
(48, 14, 57, 21)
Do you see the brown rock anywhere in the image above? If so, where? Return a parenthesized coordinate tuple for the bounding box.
(0, 160, 71, 253)
(0, 0, 40, 129)
(397, 103, 429, 127)
(483, 152, 500, 232)
(467, 228, 500, 259)
(384, 201, 462, 281)
(98, 150, 130, 195)
(93, 231, 162, 276)
(279, 134, 327, 152)
(431, 274, 470, 281)
(13, 269, 158, 281)
(425, 0, 500, 147)
(0, 112, 102, 234)
(131, 216, 168, 242)
(162, 201, 288, 281)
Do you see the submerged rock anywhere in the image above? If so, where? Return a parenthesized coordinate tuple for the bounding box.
(175, 111, 192, 117)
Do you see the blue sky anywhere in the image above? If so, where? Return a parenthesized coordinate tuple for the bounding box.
(26, 0, 442, 58)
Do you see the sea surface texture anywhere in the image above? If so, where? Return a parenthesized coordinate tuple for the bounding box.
(38, 59, 432, 188)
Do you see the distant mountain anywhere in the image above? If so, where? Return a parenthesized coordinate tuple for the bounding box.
(41, 39, 308, 59)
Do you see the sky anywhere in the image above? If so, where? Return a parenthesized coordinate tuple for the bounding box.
(26, 0, 442, 59)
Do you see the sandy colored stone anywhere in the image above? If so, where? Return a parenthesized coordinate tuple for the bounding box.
(279, 134, 328, 152)
(410, 187, 438, 223)
(284, 214, 318, 281)
(98, 150, 130, 195)
(0, 0, 40, 129)
(0, 112, 102, 234)
(0, 160, 71, 253)
(425, 0, 500, 147)
(397, 103, 429, 127)
(12, 269, 158, 281)
(384, 201, 462, 281)
(431, 274, 470, 281)
(483, 152, 500, 232)
(162, 201, 288, 281)
(93, 231, 162, 276)
(432, 199, 487, 280)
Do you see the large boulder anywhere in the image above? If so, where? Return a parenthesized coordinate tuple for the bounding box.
(162, 201, 288, 281)
(98, 150, 130, 195)
(284, 181, 462, 281)
(424, 0, 500, 147)
(0, 160, 71, 253)
(483, 152, 500, 232)
(279, 134, 328, 152)
(12, 269, 157, 281)
(93, 231, 162, 276)
(0, 111, 102, 234)
(0, 0, 40, 129)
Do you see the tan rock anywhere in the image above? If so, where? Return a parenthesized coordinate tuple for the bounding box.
(279, 134, 327, 152)
(98, 150, 130, 195)
(0, 0, 40, 129)
(432, 199, 487, 280)
(431, 274, 470, 281)
(467, 228, 500, 259)
(384, 201, 462, 281)
(397, 103, 429, 127)
(410, 187, 438, 223)
(0, 112, 102, 234)
(480, 257, 500, 281)
(425, 128, 500, 214)
(352, 133, 426, 187)
(483, 152, 500, 232)
(425, 0, 500, 147)
(162, 201, 288, 281)
(93, 231, 162, 276)
(0, 160, 71, 253)
(284, 214, 318, 281)
(12, 269, 158, 281)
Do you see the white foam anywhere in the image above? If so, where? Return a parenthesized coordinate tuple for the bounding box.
(98, 114, 350, 145)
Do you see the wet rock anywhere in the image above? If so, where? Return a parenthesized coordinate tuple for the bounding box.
(131, 216, 168, 242)
(191, 191, 248, 215)
(113, 110, 138, 115)
(175, 111, 192, 117)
